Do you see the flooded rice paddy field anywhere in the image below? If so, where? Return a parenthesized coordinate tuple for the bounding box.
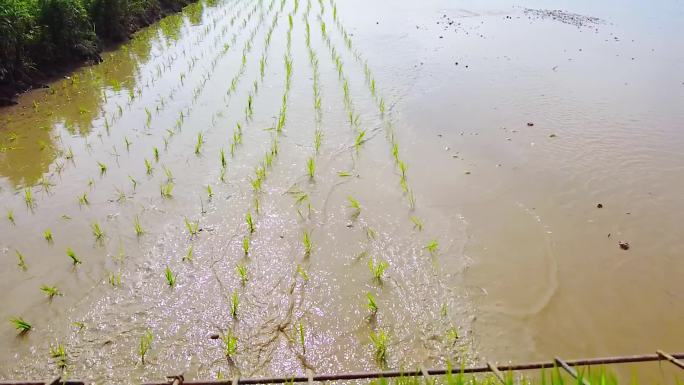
(1, 0, 683, 383)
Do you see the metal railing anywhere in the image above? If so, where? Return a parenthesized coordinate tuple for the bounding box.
(2, 350, 682, 385)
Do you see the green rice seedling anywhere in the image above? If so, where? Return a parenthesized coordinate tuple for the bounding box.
(230, 290, 239, 318)
(195, 132, 204, 155)
(160, 182, 174, 199)
(425, 239, 439, 255)
(220, 149, 227, 168)
(245, 212, 255, 233)
(367, 292, 378, 314)
(368, 259, 388, 282)
(49, 344, 67, 369)
(302, 230, 312, 256)
(296, 265, 309, 281)
(145, 108, 152, 127)
(398, 161, 408, 179)
(10, 317, 32, 333)
(219, 167, 227, 183)
(410, 216, 423, 231)
(365, 226, 377, 240)
(298, 321, 305, 353)
(446, 326, 459, 344)
(369, 330, 388, 363)
(184, 218, 199, 237)
(24, 187, 34, 209)
(139, 330, 153, 364)
(347, 196, 361, 217)
(97, 161, 107, 175)
(440, 303, 448, 317)
(41, 285, 62, 298)
(379, 98, 385, 114)
(91, 222, 105, 241)
(407, 189, 416, 210)
(207, 185, 214, 200)
(306, 157, 315, 179)
(66, 248, 82, 265)
(124, 137, 132, 150)
(134, 216, 145, 237)
(338, 171, 352, 177)
(109, 271, 122, 286)
(44, 229, 54, 244)
(72, 321, 85, 331)
(314, 130, 323, 153)
(129, 176, 138, 190)
(246, 94, 253, 118)
(162, 166, 173, 183)
(236, 264, 248, 285)
(145, 159, 154, 175)
(370, 78, 376, 95)
(15, 250, 27, 271)
(65, 147, 74, 160)
(222, 330, 238, 357)
(7, 210, 15, 224)
(183, 246, 193, 262)
(153, 147, 160, 162)
(78, 192, 89, 206)
(355, 130, 366, 150)
(165, 266, 176, 287)
(242, 236, 250, 255)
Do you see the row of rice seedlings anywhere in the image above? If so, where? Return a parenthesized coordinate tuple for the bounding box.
(318, 0, 407, 365)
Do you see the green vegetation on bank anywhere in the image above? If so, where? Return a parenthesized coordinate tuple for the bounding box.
(0, 0, 194, 102)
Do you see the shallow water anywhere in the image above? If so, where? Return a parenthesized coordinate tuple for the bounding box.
(0, 0, 683, 383)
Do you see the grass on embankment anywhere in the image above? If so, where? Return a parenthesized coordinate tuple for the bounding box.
(0, 0, 200, 105)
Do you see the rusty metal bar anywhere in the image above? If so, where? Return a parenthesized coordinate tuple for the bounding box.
(3, 351, 682, 385)
(554, 357, 590, 385)
(656, 350, 684, 370)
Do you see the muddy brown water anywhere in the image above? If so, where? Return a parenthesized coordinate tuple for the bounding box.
(1, 0, 683, 383)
